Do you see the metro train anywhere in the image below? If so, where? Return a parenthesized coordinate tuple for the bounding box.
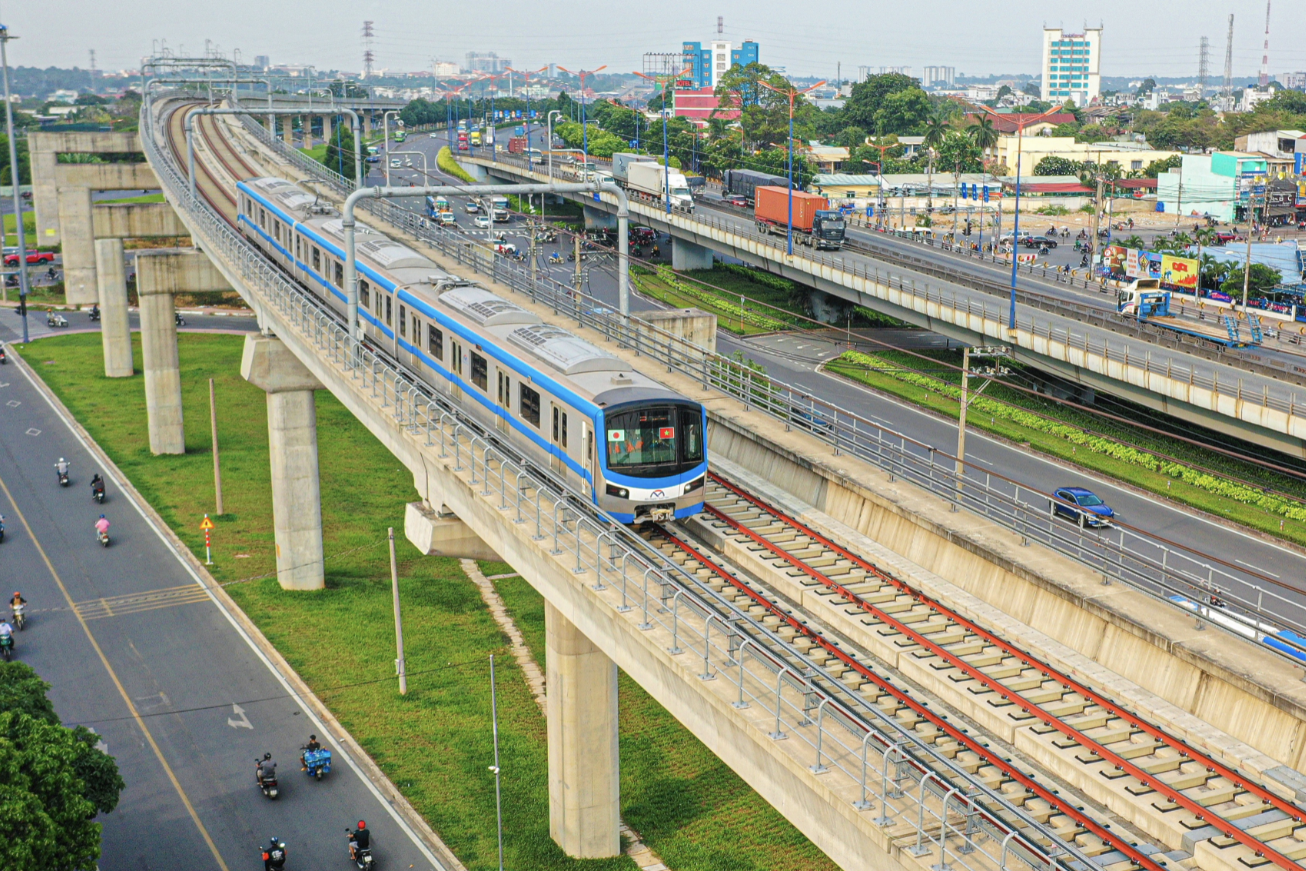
(235, 176, 706, 523)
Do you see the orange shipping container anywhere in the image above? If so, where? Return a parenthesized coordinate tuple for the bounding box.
(754, 186, 829, 232)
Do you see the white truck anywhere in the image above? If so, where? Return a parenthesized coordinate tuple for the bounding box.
(625, 162, 694, 212)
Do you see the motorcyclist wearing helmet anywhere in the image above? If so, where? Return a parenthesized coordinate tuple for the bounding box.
(55, 457, 70, 481)
(256, 752, 276, 785)
(262, 836, 287, 870)
(10, 592, 25, 611)
(90, 474, 105, 497)
(348, 820, 371, 860)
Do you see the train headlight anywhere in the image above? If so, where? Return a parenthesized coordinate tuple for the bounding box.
(685, 476, 705, 493)
(605, 484, 629, 498)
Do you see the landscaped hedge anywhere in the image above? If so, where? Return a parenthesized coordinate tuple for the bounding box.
(835, 350, 1306, 522)
(436, 146, 476, 183)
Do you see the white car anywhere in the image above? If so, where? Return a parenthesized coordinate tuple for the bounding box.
(473, 215, 491, 229)
(429, 132, 439, 138)
(390, 158, 401, 168)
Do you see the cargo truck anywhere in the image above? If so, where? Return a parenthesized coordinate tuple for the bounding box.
(508, 136, 528, 154)
(611, 151, 656, 183)
(1116, 280, 1262, 348)
(754, 186, 845, 250)
(626, 161, 694, 211)
(724, 168, 789, 204)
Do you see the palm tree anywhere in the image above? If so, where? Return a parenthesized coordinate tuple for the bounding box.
(1193, 227, 1216, 292)
(969, 116, 999, 166)
(921, 115, 948, 213)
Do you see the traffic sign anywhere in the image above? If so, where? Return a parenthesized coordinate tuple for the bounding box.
(199, 515, 215, 531)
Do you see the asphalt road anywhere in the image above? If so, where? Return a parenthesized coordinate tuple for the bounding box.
(0, 329, 444, 870)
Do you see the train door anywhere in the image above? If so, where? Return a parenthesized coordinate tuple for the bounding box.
(448, 338, 463, 402)
(496, 369, 511, 435)
(551, 405, 569, 476)
(582, 420, 594, 499)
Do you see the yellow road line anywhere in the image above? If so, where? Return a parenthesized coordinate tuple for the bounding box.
(0, 471, 232, 871)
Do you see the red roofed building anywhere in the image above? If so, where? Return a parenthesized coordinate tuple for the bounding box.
(672, 87, 739, 126)
(967, 112, 1076, 134)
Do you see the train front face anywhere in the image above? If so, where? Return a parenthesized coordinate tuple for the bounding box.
(597, 400, 708, 524)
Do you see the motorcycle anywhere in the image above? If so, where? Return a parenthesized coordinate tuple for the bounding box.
(262, 838, 288, 870)
(174, 312, 187, 327)
(0, 634, 12, 662)
(46, 312, 69, 328)
(256, 761, 279, 799)
(93, 486, 106, 504)
(0, 514, 5, 543)
(547, 252, 563, 265)
(97, 528, 111, 548)
(88, 305, 101, 322)
(57, 469, 70, 487)
(347, 830, 375, 870)
(302, 747, 332, 780)
(12, 604, 25, 631)
(0, 345, 7, 364)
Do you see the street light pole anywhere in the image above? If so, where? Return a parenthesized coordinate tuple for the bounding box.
(759, 79, 825, 256)
(547, 110, 563, 182)
(558, 65, 607, 167)
(634, 67, 692, 216)
(0, 24, 29, 342)
(382, 109, 400, 186)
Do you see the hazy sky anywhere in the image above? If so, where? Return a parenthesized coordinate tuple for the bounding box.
(13, 0, 1306, 81)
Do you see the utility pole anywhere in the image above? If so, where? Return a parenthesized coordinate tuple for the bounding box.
(209, 379, 223, 515)
(956, 346, 972, 492)
(529, 221, 538, 290)
(1092, 174, 1104, 282)
(573, 232, 581, 295)
(0, 24, 30, 342)
(1242, 187, 1260, 309)
(389, 527, 407, 695)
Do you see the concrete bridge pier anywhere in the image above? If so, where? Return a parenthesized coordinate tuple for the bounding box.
(322, 114, 333, 147)
(93, 238, 133, 377)
(136, 261, 185, 455)
(56, 185, 96, 303)
(582, 206, 618, 232)
(671, 237, 714, 271)
(241, 334, 326, 591)
(281, 115, 293, 146)
(545, 601, 621, 858)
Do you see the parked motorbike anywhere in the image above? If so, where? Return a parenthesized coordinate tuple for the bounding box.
(12, 603, 25, 631)
(302, 747, 332, 780)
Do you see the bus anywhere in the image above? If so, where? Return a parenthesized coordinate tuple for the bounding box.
(394, 130, 407, 143)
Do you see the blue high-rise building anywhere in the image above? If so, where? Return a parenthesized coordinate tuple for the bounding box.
(681, 38, 758, 89)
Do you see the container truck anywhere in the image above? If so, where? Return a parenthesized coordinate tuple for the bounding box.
(508, 136, 528, 154)
(724, 169, 789, 204)
(611, 152, 656, 183)
(626, 162, 694, 211)
(754, 186, 845, 250)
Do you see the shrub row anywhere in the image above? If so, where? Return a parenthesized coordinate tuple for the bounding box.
(436, 146, 477, 183)
(636, 265, 795, 332)
(835, 350, 1306, 522)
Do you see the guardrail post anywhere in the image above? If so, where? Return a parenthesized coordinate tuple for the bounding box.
(809, 699, 830, 773)
(768, 668, 789, 740)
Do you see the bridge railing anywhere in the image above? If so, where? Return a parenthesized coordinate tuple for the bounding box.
(226, 107, 1306, 659)
(149, 97, 1105, 871)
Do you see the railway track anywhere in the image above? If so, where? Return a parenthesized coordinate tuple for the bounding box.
(676, 472, 1306, 871)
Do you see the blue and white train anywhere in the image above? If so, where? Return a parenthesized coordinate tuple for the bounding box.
(235, 176, 706, 523)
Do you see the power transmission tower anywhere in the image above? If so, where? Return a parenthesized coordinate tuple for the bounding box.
(1197, 37, 1209, 98)
(88, 49, 96, 86)
(1258, 0, 1271, 88)
(362, 21, 375, 78)
(1221, 14, 1235, 110)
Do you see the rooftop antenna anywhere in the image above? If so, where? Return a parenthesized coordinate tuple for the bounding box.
(1258, 0, 1270, 88)
(1221, 14, 1234, 108)
(362, 20, 375, 79)
(1198, 36, 1209, 98)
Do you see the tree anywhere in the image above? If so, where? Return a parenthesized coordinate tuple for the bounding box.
(920, 114, 948, 209)
(1021, 82, 1042, 98)
(843, 72, 918, 132)
(1143, 154, 1182, 178)
(937, 131, 983, 175)
(0, 134, 30, 187)
(873, 88, 932, 135)
(1032, 155, 1083, 176)
(1220, 263, 1281, 299)
(0, 663, 124, 870)
(835, 125, 868, 148)
(1136, 78, 1157, 96)
(968, 116, 999, 165)
(996, 85, 1013, 102)
(323, 123, 357, 179)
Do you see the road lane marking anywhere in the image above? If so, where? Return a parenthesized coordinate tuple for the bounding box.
(1235, 559, 1281, 579)
(73, 584, 213, 620)
(0, 470, 232, 871)
(227, 703, 253, 730)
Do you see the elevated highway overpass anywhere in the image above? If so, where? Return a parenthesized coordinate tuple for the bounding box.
(461, 152, 1306, 460)
(37, 88, 1306, 871)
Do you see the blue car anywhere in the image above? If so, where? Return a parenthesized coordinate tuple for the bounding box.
(1050, 487, 1115, 528)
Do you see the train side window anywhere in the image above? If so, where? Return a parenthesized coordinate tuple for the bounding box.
(399, 305, 407, 338)
(451, 340, 463, 375)
(497, 370, 510, 408)
(552, 407, 559, 442)
(520, 384, 541, 427)
(470, 353, 487, 391)
(333, 261, 343, 289)
(312, 247, 321, 273)
(385, 295, 392, 327)
(553, 407, 569, 448)
(561, 411, 568, 450)
(412, 320, 422, 348)
(359, 279, 370, 308)
(428, 326, 443, 361)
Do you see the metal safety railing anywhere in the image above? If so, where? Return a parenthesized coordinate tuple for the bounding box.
(231, 108, 1306, 663)
(148, 96, 1110, 871)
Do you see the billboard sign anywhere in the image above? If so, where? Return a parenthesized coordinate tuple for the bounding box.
(1161, 254, 1199, 291)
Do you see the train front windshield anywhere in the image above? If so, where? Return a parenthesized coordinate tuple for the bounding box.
(605, 405, 704, 478)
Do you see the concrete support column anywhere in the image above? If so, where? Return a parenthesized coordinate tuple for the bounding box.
(281, 115, 293, 145)
(322, 114, 333, 147)
(671, 237, 715, 271)
(582, 205, 618, 231)
(93, 238, 132, 377)
(137, 280, 184, 455)
(56, 185, 97, 305)
(241, 335, 325, 591)
(545, 601, 620, 858)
